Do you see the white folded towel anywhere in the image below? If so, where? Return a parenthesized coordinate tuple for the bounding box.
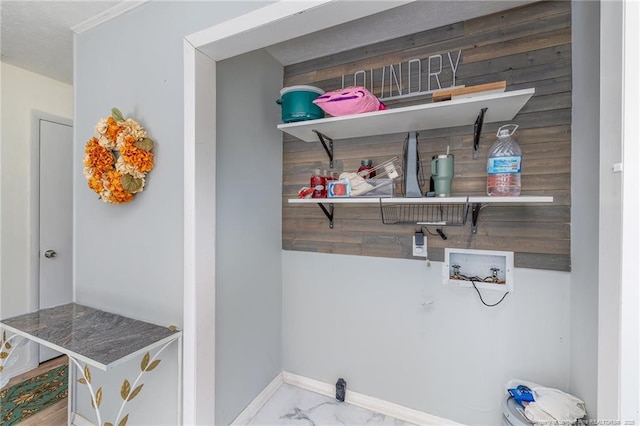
(534, 387, 586, 422)
(506, 379, 586, 424)
(524, 402, 556, 423)
(339, 172, 373, 196)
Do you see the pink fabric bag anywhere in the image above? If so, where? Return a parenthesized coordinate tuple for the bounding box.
(312, 86, 387, 117)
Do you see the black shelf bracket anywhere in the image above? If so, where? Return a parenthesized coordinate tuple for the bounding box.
(313, 130, 334, 168)
(473, 107, 488, 160)
(471, 202, 482, 234)
(317, 202, 334, 229)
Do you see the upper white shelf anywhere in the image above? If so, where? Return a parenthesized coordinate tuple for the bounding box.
(278, 88, 535, 142)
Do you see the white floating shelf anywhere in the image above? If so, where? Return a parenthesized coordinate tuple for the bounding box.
(288, 198, 381, 204)
(381, 197, 469, 204)
(468, 196, 553, 203)
(278, 88, 535, 142)
(288, 195, 553, 230)
(288, 195, 552, 204)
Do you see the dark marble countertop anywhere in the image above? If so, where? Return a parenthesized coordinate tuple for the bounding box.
(0, 303, 180, 370)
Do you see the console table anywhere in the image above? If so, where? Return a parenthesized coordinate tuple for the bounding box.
(0, 303, 182, 426)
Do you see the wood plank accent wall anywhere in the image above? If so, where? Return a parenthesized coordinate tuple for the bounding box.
(281, 1, 572, 271)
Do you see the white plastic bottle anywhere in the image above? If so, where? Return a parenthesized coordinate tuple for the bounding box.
(487, 124, 521, 196)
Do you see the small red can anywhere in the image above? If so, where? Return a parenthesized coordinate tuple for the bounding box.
(357, 159, 376, 178)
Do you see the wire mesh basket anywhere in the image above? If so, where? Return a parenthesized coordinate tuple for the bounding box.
(380, 201, 469, 226)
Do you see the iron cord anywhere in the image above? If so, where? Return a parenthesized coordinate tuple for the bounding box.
(471, 280, 509, 307)
(452, 272, 509, 307)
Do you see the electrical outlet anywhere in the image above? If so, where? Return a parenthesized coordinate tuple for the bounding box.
(413, 232, 427, 257)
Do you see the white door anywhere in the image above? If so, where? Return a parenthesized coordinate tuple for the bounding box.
(38, 118, 73, 363)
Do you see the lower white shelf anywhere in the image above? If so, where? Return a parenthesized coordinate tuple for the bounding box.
(288, 196, 553, 204)
(288, 198, 380, 204)
(468, 195, 554, 203)
(287, 195, 553, 231)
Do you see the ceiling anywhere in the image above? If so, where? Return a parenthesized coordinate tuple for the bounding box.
(1, 1, 125, 84)
(265, 0, 532, 67)
(1, 1, 533, 85)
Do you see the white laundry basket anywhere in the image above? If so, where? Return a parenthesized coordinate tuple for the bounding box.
(502, 395, 533, 426)
(502, 380, 587, 425)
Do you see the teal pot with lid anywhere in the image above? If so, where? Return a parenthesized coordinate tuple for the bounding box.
(276, 85, 325, 123)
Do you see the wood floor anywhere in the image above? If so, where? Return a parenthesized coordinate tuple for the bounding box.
(5, 355, 68, 425)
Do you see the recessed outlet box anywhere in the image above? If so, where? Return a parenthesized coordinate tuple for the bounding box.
(443, 248, 514, 292)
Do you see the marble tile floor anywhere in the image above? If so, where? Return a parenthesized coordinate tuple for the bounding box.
(248, 384, 417, 426)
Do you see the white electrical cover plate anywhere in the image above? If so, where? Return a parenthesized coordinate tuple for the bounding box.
(442, 248, 514, 292)
(412, 235, 427, 258)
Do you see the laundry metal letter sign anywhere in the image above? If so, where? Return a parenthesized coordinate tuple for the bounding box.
(340, 50, 463, 101)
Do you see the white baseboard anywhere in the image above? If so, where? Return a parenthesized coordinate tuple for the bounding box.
(230, 372, 284, 425)
(282, 372, 462, 425)
(71, 412, 96, 426)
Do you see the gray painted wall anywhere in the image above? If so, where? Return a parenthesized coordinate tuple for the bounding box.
(282, 251, 571, 424)
(75, 0, 265, 323)
(215, 49, 283, 425)
(73, 2, 270, 423)
(570, 0, 600, 419)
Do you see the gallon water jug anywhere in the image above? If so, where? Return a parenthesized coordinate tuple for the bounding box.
(487, 124, 521, 196)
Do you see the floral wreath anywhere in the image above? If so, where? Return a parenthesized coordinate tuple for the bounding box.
(83, 108, 154, 204)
